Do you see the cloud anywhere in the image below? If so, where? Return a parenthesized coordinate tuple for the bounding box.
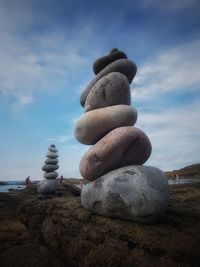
(132, 38, 200, 101)
(0, 1, 95, 110)
(135, 100, 200, 170)
(47, 135, 74, 143)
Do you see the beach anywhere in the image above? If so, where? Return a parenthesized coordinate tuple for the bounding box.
(0, 182, 200, 267)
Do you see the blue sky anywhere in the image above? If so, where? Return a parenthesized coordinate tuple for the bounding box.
(0, 0, 200, 180)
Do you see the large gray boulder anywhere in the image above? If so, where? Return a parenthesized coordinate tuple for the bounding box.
(81, 165, 169, 223)
(38, 179, 59, 195)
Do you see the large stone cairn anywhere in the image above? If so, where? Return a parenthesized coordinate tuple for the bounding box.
(38, 144, 59, 195)
(75, 48, 169, 223)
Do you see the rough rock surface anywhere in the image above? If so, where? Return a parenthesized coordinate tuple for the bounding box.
(75, 105, 137, 145)
(93, 49, 127, 74)
(79, 127, 152, 180)
(80, 59, 137, 107)
(0, 183, 200, 267)
(81, 165, 169, 223)
(84, 72, 131, 112)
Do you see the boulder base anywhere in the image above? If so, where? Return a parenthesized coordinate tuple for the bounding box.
(37, 179, 59, 195)
(81, 165, 169, 223)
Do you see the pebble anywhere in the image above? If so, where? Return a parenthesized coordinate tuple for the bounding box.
(75, 105, 137, 145)
(79, 126, 152, 180)
(43, 171, 58, 179)
(80, 59, 137, 107)
(93, 49, 127, 74)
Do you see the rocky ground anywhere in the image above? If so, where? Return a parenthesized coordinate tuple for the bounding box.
(0, 183, 200, 267)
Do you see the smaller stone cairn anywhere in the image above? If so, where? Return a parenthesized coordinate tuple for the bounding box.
(75, 48, 169, 223)
(38, 144, 59, 195)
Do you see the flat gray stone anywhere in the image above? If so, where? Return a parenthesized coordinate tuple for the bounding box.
(93, 49, 127, 74)
(46, 151, 58, 159)
(80, 59, 137, 107)
(79, 126, 152, 181)
(75, 105, 137, 145)
(42, 164, 59, 172)
(48, 146, 58, 153)
(37, 179, 59, 195)
(45, 158, 58, 164)
(81, 165, 169, 223)
(43, 171, 58, 179)
(84, 72, 131, 112)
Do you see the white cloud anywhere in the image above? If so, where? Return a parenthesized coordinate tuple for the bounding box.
(135, 100, 200, 170)
(47, 135, 73, 143)
(132, 38, 200, 101)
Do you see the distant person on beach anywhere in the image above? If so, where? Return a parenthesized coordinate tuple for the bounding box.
(175, 174, 180, 184)
(25, 176, 31, 187)
(80, 179, 84, 189)
(60, 175, 64, 184)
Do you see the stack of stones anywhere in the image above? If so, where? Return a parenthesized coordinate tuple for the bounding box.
(75, 48, 169, 223)
(38, 144, 59, 195)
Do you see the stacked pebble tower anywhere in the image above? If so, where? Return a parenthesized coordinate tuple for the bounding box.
(75, 48, 169, 223)
(38, 144, 59, 195)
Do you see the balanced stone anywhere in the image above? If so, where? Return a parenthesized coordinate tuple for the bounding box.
(38, 179, 59, 195)
(45, 158, 58, 164)
(43, 171, 58, 179)
(46, 151, 58, 159)
(79, 126, 152, 181)
(84, 72, 131, 112)
(80, 59, 137, 107)
(48, 145, 58, 153)
(75, 105, 137, 145)
(42, 164, 59, 172)
(81, 165, 169, 224)
(93, 48, 127, 75)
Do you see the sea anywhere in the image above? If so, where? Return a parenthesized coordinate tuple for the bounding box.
(0, 178, 200, 193)
(0, 181, 26, 192)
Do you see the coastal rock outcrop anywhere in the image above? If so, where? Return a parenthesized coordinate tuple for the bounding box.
(38, 144, 59, 195)
(75, 48, 169, 223)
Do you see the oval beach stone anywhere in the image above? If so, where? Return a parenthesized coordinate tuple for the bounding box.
(84, 72, 131, 112)
(42, 164, 59, 172)
(79, 127, 152, 180)
(80, 59, 137, 107)
(93, 49, 127, 74)
(75, 105, 137, 145)
(43, 171, 58, 179)
(46, 151, 58, 159)
(45, 158, 58, 165)
(81, 165, 169, 223)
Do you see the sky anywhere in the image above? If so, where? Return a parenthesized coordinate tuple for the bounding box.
(0, 0, 200, 180)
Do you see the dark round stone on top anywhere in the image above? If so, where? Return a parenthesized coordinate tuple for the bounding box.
(93, 49, 127, 75)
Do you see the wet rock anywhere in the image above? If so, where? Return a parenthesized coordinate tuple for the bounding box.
(79, 127, 152, 180)
(81, 165, 169, 223)
(84, 72, 131, 112)
(75, 105, 137, 145)
(80, 59, 137, 107)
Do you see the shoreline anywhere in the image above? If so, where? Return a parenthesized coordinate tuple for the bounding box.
(0, 182, 200, 266)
